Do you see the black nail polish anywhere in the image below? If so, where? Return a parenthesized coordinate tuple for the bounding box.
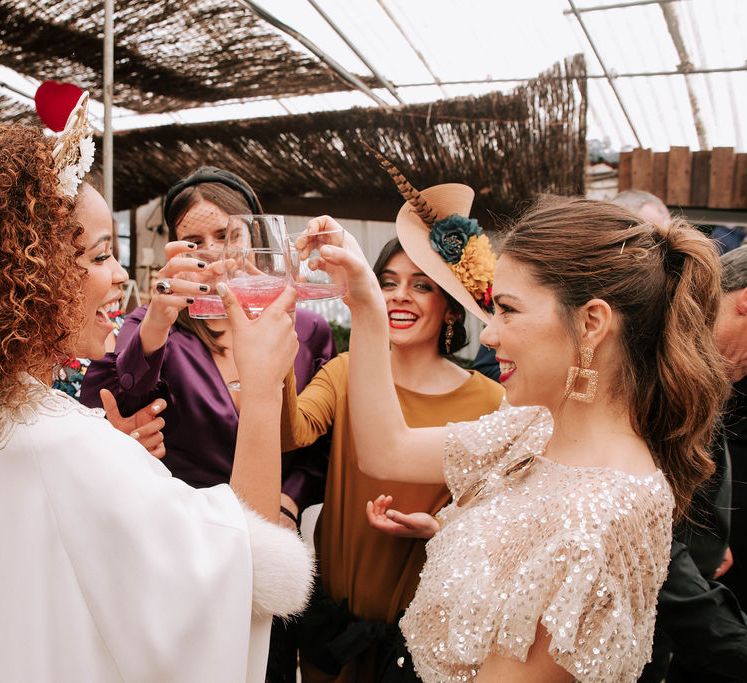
(186, 297, 195, 304)
(197, 261, 206, 269)
(187, 242, 197, 249)
(199, 284, 209, 292)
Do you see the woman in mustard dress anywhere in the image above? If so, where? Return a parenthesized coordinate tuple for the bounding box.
(285, 234, 502, 682)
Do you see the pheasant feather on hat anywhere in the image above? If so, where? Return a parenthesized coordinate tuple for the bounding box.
(365, 143, 496, 323)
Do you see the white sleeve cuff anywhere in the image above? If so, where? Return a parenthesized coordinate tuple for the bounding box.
(240, 505, 315, 618)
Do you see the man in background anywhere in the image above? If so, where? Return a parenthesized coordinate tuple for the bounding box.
(612, 189, 671, 226)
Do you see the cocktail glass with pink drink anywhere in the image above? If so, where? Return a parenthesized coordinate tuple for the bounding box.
(222, 214, 294, 390)
(226, 250, 290, 314)
(185, 249, 228, 319)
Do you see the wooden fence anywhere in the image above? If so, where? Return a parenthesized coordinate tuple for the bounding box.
(618, 147, 747, 210)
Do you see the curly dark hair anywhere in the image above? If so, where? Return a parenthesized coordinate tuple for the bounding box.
(0, 124, 86, 412)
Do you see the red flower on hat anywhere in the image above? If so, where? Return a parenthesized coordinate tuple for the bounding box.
(34, 81, 84, 132)
(482, 286, 494, 313)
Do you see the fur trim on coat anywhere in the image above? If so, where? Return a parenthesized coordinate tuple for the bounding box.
(241, 505, 315, 618)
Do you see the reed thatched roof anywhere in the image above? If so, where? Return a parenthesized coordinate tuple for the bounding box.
(0, 0, 364, 113)
(110, 55, 587, 219)
(0, 93, 36, 124)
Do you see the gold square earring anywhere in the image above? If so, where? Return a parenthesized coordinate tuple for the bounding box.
(565, 346, 598, 403)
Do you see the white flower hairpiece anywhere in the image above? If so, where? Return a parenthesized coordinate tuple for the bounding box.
(51, 92, 95, 198)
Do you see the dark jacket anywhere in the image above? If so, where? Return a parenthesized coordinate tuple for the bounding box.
(639, 382, 747, 682)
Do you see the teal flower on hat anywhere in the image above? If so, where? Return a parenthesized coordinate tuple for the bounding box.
(430, 214, 481, 264)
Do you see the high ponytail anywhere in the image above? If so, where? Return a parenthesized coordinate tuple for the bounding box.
(638, 220, 729, 519)
(499, 197, 730, 520)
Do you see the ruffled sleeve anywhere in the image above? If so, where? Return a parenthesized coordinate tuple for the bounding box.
(80, 306, 169, 415)
(512, 482, 670, 681)
(434, 473, 671, 682)
(443, 404, 552, 501)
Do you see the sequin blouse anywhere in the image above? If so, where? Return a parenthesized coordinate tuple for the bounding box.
(400, 405, 674, 683)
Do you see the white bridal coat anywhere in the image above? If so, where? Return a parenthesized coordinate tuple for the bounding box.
(0, 380, 313, 683)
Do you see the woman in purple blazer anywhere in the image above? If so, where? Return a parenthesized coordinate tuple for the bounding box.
(81, 168, 336, 525)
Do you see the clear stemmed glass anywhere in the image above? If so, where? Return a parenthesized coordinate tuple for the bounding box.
(222, 214, 293, 390)
(286, 226, 346, 302)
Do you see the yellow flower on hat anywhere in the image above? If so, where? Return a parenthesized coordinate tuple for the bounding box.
(450, 234, 496, 302)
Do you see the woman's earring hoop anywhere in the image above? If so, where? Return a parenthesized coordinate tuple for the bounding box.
(565, 346, 598, 403)
(444, 320, 455, 354)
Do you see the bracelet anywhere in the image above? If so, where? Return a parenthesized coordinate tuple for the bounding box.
(280, 505, 299, 526)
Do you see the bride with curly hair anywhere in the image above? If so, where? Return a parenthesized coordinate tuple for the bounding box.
(0, 114, 312, 682)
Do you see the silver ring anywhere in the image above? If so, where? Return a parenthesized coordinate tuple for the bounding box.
(155, 279, 172, 296)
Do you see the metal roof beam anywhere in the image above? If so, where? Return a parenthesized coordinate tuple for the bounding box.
(375, 0, 448, 99)
(659, 2, 708, 149)
(567, 0, 643, 146)
(235, 0, 390, 107)
(0, 80, 34, 101)
(394, 65, 747, 87)
(305, 0, 403, 104)
(563, 0, 680, 13)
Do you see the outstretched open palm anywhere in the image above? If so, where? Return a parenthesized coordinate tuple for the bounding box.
(366, 494, 439, 540)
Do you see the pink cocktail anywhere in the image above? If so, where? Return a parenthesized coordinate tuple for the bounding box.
(294, 282, 346, 301)
(188, 295, 226, 319)
(229, 275, 288, 311)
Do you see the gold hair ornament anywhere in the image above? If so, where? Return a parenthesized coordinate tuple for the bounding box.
(51, 92, 95, 198)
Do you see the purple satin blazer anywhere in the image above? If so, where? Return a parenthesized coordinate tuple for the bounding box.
(81, 306, 336, 510)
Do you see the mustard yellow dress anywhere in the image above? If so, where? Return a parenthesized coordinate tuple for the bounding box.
(281, 353, 503, 683)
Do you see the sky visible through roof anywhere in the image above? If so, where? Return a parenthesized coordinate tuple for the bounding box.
(1, 0, 744, 151)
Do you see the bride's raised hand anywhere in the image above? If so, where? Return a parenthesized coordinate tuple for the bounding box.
(217, 282, 298, 390)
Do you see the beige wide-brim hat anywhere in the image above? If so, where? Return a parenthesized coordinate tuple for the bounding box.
(395, 183, 491, 324)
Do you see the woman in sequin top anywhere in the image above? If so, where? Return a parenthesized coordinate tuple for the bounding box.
(308, 196, 729, 682)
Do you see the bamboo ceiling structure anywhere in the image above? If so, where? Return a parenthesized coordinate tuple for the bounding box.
(109, 55, 587, 216)
(0, 93, 36, 124)
(0, 0, 365, 113)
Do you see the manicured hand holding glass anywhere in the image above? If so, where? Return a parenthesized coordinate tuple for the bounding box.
(184, 248, 228, 319)
(302, 216, 383, 309)
(216, 281, 299, 390)
(141, 240, 216, 354)
(287, 223, 346, 301)
(99, 388, 167, 459)
(366, 494, 439, 540)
